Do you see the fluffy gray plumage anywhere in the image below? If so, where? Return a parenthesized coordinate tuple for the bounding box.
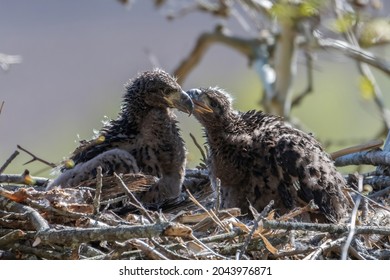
(187, 87, 350, 223)
(48, 69, 193, 205)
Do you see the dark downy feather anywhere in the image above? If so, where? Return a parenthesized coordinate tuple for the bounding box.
(48, 69, 193, 206)
(187, 87, 350, 223)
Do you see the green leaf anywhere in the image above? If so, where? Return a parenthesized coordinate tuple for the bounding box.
(330, 13, 356, 33)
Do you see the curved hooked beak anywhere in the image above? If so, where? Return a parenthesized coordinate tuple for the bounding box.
(166, 90, 194, 116)
(186, 88, 213, 114)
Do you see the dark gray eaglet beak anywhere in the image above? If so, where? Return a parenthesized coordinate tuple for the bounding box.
(186, 88, 213, 114)
(167, 90, 194, 116)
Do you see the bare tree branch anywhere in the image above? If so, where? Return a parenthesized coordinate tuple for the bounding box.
(262, 220, 390, 235)
(17, 145, 56, 168)
(314, 31, 390, 76)
(174, 26, 268, 84)
(0, 150, 20, 174)
(335, 150, 390, 167)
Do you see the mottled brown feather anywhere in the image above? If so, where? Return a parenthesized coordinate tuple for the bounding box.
(48, 69, 193, 205)
(188, 87, 349, 223)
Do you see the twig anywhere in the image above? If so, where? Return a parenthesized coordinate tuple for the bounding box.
(0, 101, 4, 115)
(17, 145, 56, 168)
(4, 243, 67, 260)
(36, 222, 172, 245)
(0, 230, 26, 247)
(277, 200, 319, 221)
(113, 172, 154, 223)
(348, 246, 367, 260)
(364, 176, 390, 190)
(341, 175, 363, 260)
(0, 173, 49, 186)
(377, 130, 390, 174)
(174, 26, 267, 84)
(272, 247, 315, 259)
(347, 187, 390, 213)
(219, 236, 288, 256)
(79, 244, 105, 259)
(25, 197, 89, 221)
(215, 178, 221, 211)
(304, 237, 347, 260)
(120, 227, 245, 259)
(189, 133, 207, 164)
(333, 2, 390, 129)
(371, 249, 390, 260)
(368, 186, 390, 199)
(330, 139, 383, 160)
(314, 30, 390, 77)
(130, 239, 168, 260)
(191, 208, 241, 232)
(291, 50, 313, 108)
(0, 150, 20, 174)
(0, 196, 49, 232)
(259, 200, 275, 217)
(334, 150, 390, 167)
(190, 234, 229, 260)
(186, 189, 229, 232)
(93, 166, 103, 214)
(166, 1, 231, 21)
(262, 220, 390, 235)
(237, 200, 274, 260)
(191, 227, 243, 245)
(150, 239, 190, 260)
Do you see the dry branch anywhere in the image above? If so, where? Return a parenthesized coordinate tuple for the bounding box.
(174, 26, 267, 84)
(0, 151, 20, 174)
(330, 140, 383, 160)
(0, 174, 49, 186)
(335, 150, 390, 167)
(36, 222, 171, 245)
(0, 101, 4, 115)
(314, 31, 390, 76)
(262, 220, 390, 235)
(0, 229, 26, 247)
(0, 196, 49, 232)
(17, 145, 56, 168)
(130, 239, 169, 260)
(304, 237, 347, 260)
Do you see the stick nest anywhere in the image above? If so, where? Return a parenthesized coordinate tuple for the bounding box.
(0, 167, 389, 260)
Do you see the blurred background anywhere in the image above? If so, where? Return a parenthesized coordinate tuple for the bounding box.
(1, 0, 390, 177)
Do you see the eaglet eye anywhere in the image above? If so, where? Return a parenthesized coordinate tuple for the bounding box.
(209, 99, 218, 108)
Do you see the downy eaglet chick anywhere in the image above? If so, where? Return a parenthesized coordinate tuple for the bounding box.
(47, 69, 193, 205)
(187, 87, 350, 223)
